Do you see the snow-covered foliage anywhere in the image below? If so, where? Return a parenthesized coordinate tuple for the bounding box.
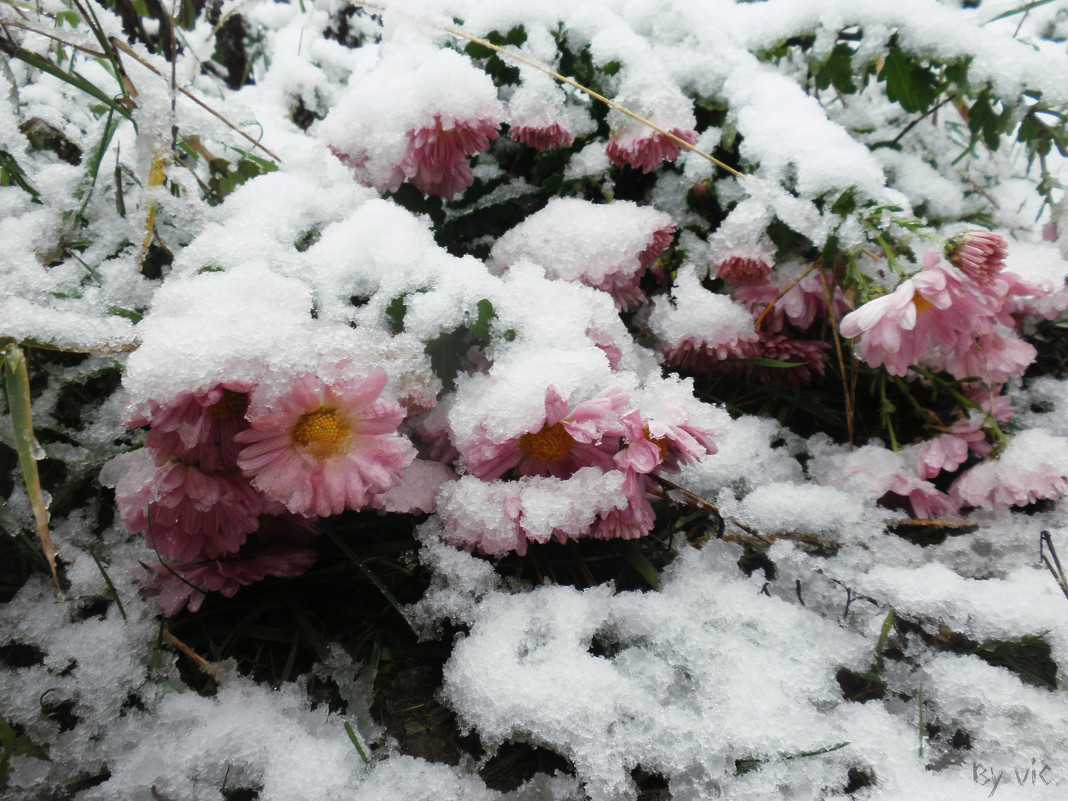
(3, 0, 1068, 799)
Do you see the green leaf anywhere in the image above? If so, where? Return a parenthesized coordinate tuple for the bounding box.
(879, 49, 940, 113)
(814, 43, 856, 94)
(739, 357, 803, 368)
(986, 0, 1057, 23)
(468, 298, 496, 340)
(385, 295, 407, 335)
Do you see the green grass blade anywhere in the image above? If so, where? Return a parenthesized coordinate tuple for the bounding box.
(343, 721, 371, 765)
(1, 341, 62, 598)
(323, 529, 416, 634)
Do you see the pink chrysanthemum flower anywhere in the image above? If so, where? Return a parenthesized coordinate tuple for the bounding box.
(588, 469, 656, 541)
(511, 122, 574, 150)
(398, 115, 500, 199)
(144, 513, 319, 615)
(235, 369, 415, 518)
(715, 255, 773, 285)
(717, 335, 830, 389)
(492, 198, 675, 310)
(130, 383, 251, 472)
(951, 430, 1068, 510)
(372, 458, 456, 515)
(929, 329, 1037, 384)
(606, 127, 698, 172)
(877, 473, 958, 520)
(945, 231, 1007, 284)
(461, 385, 628, 481)
(115, 455, 263, 562)
(912, 433, 972, 480)
(840, 258, 992, 377)
(614, 409, 717, 474)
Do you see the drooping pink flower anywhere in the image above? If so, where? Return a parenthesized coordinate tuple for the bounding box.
(840, 258, 992, 376)
(491, 198, 675, 310)
(588, 469, 657, 541)
(928, 329, 1037, 384)
(913, 433, 972, 479)
(511, 122, 573, 150)
(397, 115, 500, 199)
(721, 335, 830, 389)
(614, 409, 717, 474)
(877, 473, 958, 520)
(715, 255, 773, 285)
(951, 430, 1068, 510)
(143, 514, 318, 615)
(235, 369, 415, 518)
(116, 454, 263, 562)
(130, 383, 251, 472)
(945, 231, 1007, 284)
(461, 385, 628, 481)
(606, 127, 698, 172)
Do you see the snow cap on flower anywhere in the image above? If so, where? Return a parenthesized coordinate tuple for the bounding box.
(651, 265, 758, 369)
(507, 68, 574, 150)
(236, 366, 415, 518)
(491, 198, 675, 309)
(321, 46, 502, 199)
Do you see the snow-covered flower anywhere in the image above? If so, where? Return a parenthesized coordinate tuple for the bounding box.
(461, 385, 627, 480)
(322, 47, 502, 199)
(614, 408, 717, 474)
(951, 430, 1068, 509)
(606, 127, 697, 172)
(945, 231, 1007, 284)
(130, 382, 251, 472)
(491, 198, 675, 309)
(235, 369, 415, 518)
(511, 122, 573, 150)
(507, 68, 574, 151)
(588, 469, 656, 541)
(878, 473, 958, 519)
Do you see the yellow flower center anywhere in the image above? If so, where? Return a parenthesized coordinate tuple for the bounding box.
(912, 293, 933, 315)
(211, 390, 247, 420)
(291, 407, 351, 458)
(642, 425, 670, 460)
(517, 422, 575, 463)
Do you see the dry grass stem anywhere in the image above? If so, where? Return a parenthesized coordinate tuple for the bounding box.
(752, 261, 818, 331)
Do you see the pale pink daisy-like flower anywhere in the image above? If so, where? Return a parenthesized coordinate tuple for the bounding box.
(735, 272, 846, 334)
(840, 258, 992, 376)
(235, 369, 415, 518)
(115, 454, 263, 562)
(912, 433, 972, 480)
(606, 127, 698, 172)
(945, 231, 1007, 284)
(951, 430, 1068, 510)
(397, 115, 500, 199)
(130, 383, 251, 472)
(715, 254, 773, 285)
(461, 385, 628, 481)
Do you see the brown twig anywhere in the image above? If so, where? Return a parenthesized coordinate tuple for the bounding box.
(161, 627, 219, 677)
(752, 261, 819, 331)
(652, 474, 771, 543)
(817, 264, 854, 447)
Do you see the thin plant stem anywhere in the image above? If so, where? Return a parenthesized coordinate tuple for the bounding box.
(817, 265, 854, 446)
(753, 261, 818, 330)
